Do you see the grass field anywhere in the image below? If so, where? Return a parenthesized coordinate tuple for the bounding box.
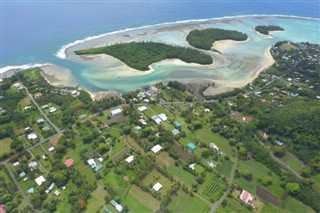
(281, 153, 302, 174)
(142, 169, 173, 198)
(74, 161, 96, 184)
(216, 197, 252, 213)
(156, 152, 175, 167)
(125, 185, 160, 212)
(217, 160, 233, 177)
(199, 174, 226, 202)
(284, 196, 315, 213)
(0, 137, 12, 155)
(168, 190, 210, 213)
(234, 177, 256, 194)
(103, 169, 130, 196)
(111, 136, 126, 157)
(168, 164, 196, 185)
(86, 184, 109, 213)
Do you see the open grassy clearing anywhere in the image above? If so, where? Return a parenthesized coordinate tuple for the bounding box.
(155, 151, 175, 167)
(142, 169, 173, 198)
(284, 196, 315, 213)
(103, 168, 130, 196)
(0, 137, 12, 155)
(168, 164, 196, 185)
(216, 197, 252, 213)
(217, 159, 233, 177)
(168, 190, 210, 213)
(126, 185, 160, 212)
(234, 177, 256, 194)
(86, 184, 109, 213)
(281, 153, 303, 173)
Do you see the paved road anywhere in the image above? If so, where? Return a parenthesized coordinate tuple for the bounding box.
(4, 162, 39, 212)
(24, 86, 62, 134)
(211, 156, 238, 212)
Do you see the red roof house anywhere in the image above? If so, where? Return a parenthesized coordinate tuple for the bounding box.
(0, 204, 6, 213)
(239, 190, 254, 206)
(64, 159, 74, 168)
(262, 133, 270, 140)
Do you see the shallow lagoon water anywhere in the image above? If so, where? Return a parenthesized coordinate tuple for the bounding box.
(72, 16, 320, 92)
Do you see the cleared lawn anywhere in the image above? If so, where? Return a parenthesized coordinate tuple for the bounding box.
(234, 177, 256, 194)
(104, 168, 130, 196)
(156, 152, 175, 167)
(142, 169, 173, 198)
(111, 136, 126, 157)
(86, 184, 108, 213)
(168, 190, 210, 213)
(284, 196, 315, 213)
(281, 153, 302, 174)
(126, 185, 160, 212)
(74, 161, 96, 184)
(217, 160, 233, 177)
(216, 197, 252, 213)
(0, 137, 12, 155)
(168, 164, 196, 185)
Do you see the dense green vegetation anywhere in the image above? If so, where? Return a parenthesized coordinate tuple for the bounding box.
(75, 42, 213, 70)
(186, 28, 248, 50)
(255, 25, 284, 35)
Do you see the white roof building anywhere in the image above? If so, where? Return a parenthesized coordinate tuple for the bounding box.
(158, 113, 167, 121)
(111, 108, 123, 117)
(209, 143, 219, 151)
(151, 115, 162, 124)
(27, 133, 38, 140)
(49, 107, 57, 113)
(28, 161, 38, 169)
(48, 147, 55, 152)
(152, 182, 163, 192)
(98, 157, 103, 162)
(35, 175, 46, 186)
(13, 161, 20, 167)
(151, 144, 162, 154)
(125, 155, 134, 163)
(54, 190, 61, 196)
(87, 159, 96, 168)
(189, 163, 195, 170)
(138, 106, 148, 112)
(115, 204, 123, 213)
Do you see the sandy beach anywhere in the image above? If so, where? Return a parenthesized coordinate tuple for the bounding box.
(40, 64, 77, 87)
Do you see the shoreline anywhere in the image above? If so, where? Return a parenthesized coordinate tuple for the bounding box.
(58, 14, 319, 59)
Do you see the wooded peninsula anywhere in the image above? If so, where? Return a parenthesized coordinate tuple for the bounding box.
(255, 25, 284, 35)
(75, 42, 213, 71)
(186, 28, 248, 50)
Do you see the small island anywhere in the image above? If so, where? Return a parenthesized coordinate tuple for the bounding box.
(75, 42, 213, 71)
(255, 25, 284, 35)
(186, 28, 248, 50)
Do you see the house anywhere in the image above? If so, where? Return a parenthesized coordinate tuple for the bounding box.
(189, 163, 195, 170)
(135, 126, 142, 133)
(138, 106, 148, 112)
(0, 204, 6, 213)
(35, 175, 46, 186)
(158, 113, 167, 121)
(275, 140, 284, 146)
(13, 161, 20, 167)
(28, 161, 38, 169)
(87, 159, 96, 168)
(261, 99, 268, 103)
(262, 133, 270, 140)
(24, 106, 32, 111)
(27, 187, 34, 194)
(34, 92, 42, 98)
(204, 108, 211, 112)
(209, 143, 219, 151)
(152, 182, 163, 192)
(125, 155, 134, 163)
(187, 143, 196, 151)
(239, 190, 254, 206)
(98, 157, 103, 162)
(151, 115, 162, 124)
(37, 118, 45, 124)
(95, 163, 103, 172)
(41, 105, 48, 109)
(110, 200, 123, 213)
(42, 125, 50, 131)
(103, 207, 111, 213)
(151, 144, 162, 154)
(27, 133, 38, 140)
(64, 159, 74, 168)
(172, 129, 180, 136)
(48, 147, 55, 152)
(139, 118, 147, 125)
(19, 172, 26, 178)
(45, 183, 55, 194)
(207, 161, 216, 168)
(111, 108, 122, 117)
(49, 107, 57, 113)
(174, 122, 182, 128)
(54, 190, 61, 196)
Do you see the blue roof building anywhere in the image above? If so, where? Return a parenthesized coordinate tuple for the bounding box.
(28, 187, 34, 194)
(174, 122, 182, 128)
(187, 143, 196, 150)
(37, 118, 45, 123)
(95, 163, 103, 172)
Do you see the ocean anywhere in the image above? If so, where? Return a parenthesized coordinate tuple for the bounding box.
(1, 1, 320, 92)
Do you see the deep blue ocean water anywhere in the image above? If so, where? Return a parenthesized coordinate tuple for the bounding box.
(1, 1, 320, 91)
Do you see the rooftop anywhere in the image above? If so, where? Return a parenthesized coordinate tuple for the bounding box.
(187, 143, 196, 150)
(152, 182, 163, 192)
(151, 144, 162, 154)
(64, 159, 74, 168)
